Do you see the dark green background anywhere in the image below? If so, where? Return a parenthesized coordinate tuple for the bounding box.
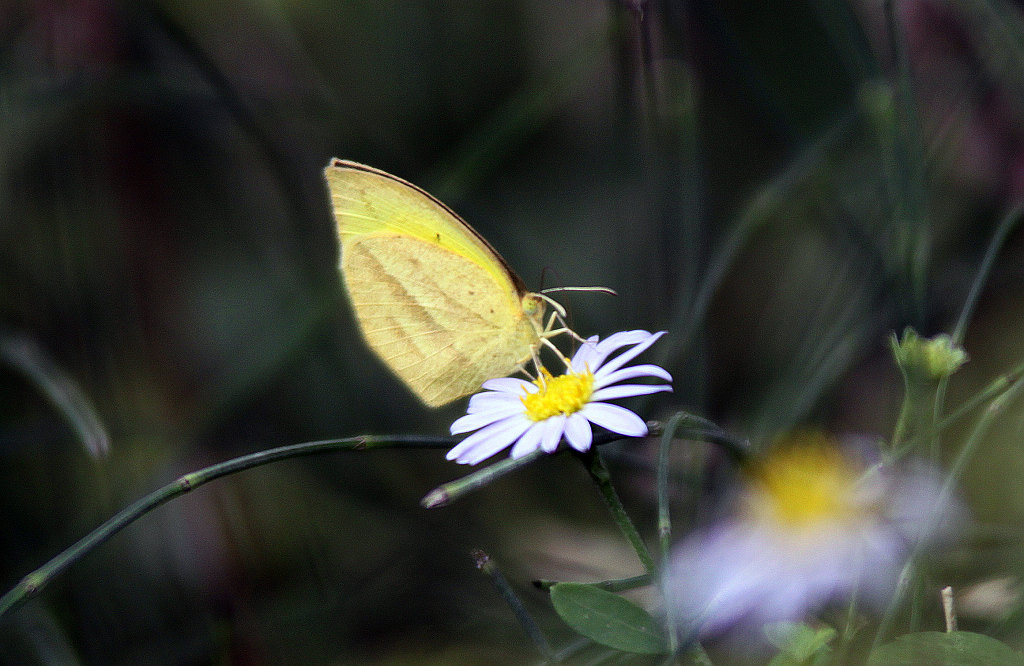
(2, 1, 1024, 663)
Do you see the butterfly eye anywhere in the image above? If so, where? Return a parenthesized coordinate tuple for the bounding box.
(522, 294, 545, 317)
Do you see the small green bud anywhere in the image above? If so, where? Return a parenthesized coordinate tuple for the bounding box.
(890, 327, 968, 382)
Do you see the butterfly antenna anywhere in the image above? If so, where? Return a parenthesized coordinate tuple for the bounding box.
(540, 285, 618, 297)
(535, 292, 567, 318)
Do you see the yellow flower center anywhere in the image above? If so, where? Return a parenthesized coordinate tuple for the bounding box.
(521, 368, 595, 421)
(744, 432, 864, 529)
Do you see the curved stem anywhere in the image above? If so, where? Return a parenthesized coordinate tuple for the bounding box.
(579, 448, 656, 574)
(0, 434, 454, 620)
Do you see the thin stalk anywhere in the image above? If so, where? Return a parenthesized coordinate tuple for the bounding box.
(579, 449, 656, 574)
(883, 0, 930, 321)
(895, 358, 1024, 460)
(932, 205, 1024, 459)
(950, 205, 1023, 346)
(876, 368, 1024, 644)
(657, 413, 686, 656)
(0, 435, 453, 620)
(657, 413, 685, 563)
(889, 378, 914, 452)
(421, 450, 546, 508)
(473, 549, 554, 660)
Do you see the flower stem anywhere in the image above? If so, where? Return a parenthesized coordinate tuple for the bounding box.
(473, 549, 554, 659)
(657, 413, 687, 561)
(657, 413, 687, 656)
(579, 449, 656, 574)
(893, 359, 1024, 459)
(0, 434, 453, 621)
(420, 450, 546, 508)
(876, 368, 1024, 644)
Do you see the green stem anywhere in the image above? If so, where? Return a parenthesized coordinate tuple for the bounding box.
(657, 413, 686, 656)
(421, 450, 545, 508)
(473, 549, 554, 660)
(657, 414, 685, 564)
(0, 434, 453, 621)
(875, 368, 1024, 644)
(950, 205, 1023, 347)
(896, 381, 937, 455)
(579, 449, 656, 574)
(894, 359, 1024, 460)
(932, 205, 1024, 459)
(647, 414, 748, 463)
(889, 381, 914, 452)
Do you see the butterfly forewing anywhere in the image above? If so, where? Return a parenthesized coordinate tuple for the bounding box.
(326, 159, 543, 406)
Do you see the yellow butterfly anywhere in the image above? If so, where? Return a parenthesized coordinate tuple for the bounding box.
(324, 159, 568, 407)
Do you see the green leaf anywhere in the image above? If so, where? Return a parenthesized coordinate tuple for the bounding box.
(867, 631, 1024, 665)
(765, 622, 835, 666)
(549, 582, 667, 655)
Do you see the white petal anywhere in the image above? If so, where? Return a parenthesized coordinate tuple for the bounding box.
(597, 330, 654, 352)
(593, 331, 666, 378)
(451, 403, 524, 434)
(447, 416, 520, 458)
(570, 336, 601, 368)
(591, 384, 672, 401)
(510, 423, 545, 458)
(581, 402, 648, 437)
(564, 413, 594, 452)
(571, 335, 624, 372)
(540, 414, 567, 452)
(481, 377, 535, 394)
(666, 524, 783, 636)
(573, 330, 654, 374)
(595, 364, 673, 388)
(467, 390, 524, 414)
(446, 415, 532, 464)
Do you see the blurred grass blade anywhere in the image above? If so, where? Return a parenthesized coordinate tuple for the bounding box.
(931, 205, 1023, 458)
(660, 112, 856, 372)
(1, 332, 110, 457)
(426, 25, 612, 199)
(951, 205, 1023, 345)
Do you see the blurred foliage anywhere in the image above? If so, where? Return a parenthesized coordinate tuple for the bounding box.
(2, 0, 1024, 663)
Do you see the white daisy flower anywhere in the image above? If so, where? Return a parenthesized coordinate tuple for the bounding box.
(446, 330, 672, 465)
(663, 431, 961, 641)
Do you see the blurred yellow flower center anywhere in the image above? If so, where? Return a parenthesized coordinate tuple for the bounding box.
(522, 368, 595, 421)
(746, 435, 862, 528)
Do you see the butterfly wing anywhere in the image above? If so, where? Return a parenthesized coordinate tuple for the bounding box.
(325, 160, 542, 406)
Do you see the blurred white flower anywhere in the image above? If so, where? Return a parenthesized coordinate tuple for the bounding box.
(664, 431, 959, 639)
(447, 330, 672, 465)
